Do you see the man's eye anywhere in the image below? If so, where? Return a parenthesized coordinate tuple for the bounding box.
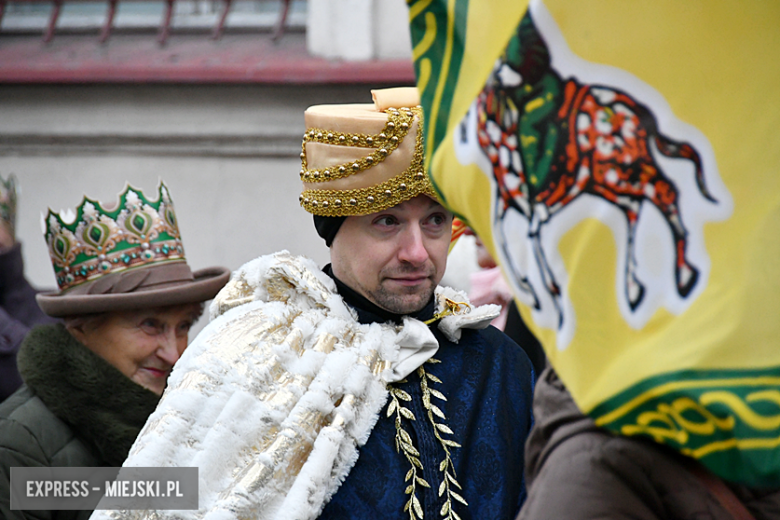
(427, 214, 447, 226)
(375, 216, 398, 226)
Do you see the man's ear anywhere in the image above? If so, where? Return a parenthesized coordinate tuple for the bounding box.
(329, 234, 341, 278)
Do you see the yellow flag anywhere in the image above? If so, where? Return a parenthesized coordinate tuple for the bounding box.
(410, 0, 780, 486)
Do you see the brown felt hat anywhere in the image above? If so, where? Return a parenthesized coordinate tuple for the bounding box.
(36, 182, 229, 317)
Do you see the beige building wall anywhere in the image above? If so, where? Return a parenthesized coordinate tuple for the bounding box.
(0, 82, 477, 335)
(0, 83, 384, 329)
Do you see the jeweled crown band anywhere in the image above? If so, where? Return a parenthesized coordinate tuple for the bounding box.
(44, 183, 186, 292)
(65, 261, 194, 295)
(300, 168, 436, 217)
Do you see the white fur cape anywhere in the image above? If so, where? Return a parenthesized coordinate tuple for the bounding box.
(91, 251, 499, 520)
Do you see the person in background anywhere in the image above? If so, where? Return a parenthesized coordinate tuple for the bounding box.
(0, 181, 230, 520)
(0, 174, 58, 402)
(466, 227, 546, 378)
(467, 228, 514, 329)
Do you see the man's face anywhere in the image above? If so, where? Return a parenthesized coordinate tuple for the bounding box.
(331, 195, 453, 315)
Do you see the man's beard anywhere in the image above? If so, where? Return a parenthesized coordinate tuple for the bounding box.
(367, 278, 436, 315)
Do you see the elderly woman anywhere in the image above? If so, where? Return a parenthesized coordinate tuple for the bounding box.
(0, 182, 229, 520)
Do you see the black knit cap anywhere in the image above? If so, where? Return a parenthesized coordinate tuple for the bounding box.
(313, 215, 347, 247)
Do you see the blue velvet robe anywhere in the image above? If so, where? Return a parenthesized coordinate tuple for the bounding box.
(318, 270, 535, 520)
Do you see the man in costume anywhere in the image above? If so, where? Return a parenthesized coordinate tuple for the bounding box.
(92, 88, 535, 520)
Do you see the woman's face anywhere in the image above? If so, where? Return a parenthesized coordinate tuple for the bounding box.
(69, 304, 203, 395)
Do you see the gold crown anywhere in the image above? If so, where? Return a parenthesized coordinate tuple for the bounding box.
(298, 88, 438, 216)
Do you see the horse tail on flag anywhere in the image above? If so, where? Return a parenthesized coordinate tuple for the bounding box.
(628, 96, 717, 204)
(653, 133, 717, 204)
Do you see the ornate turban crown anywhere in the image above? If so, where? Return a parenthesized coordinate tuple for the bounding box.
(298, 87, 439, 217)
